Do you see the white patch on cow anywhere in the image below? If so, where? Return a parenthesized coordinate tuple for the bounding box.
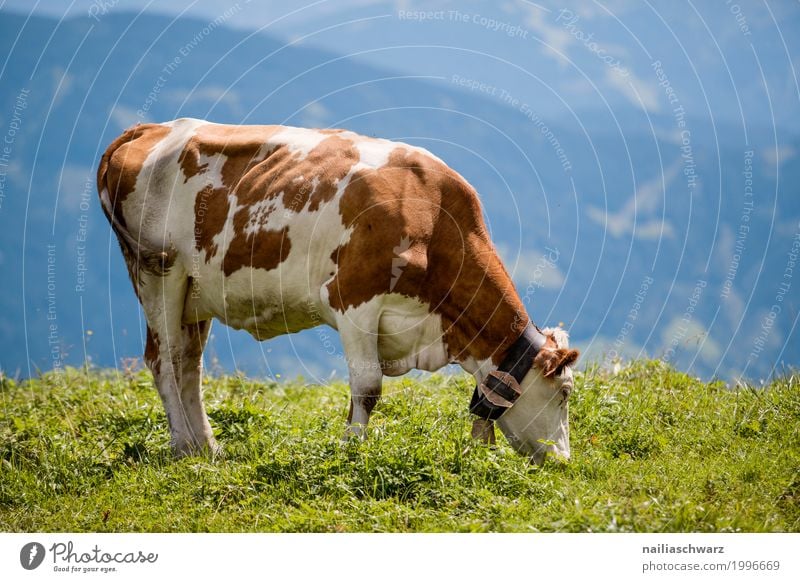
(270, 126, 328, 159)
(354, 139, 394, 169)
(160, 117, 204, 129)
(189, 159, 356, 337)
(270, 125, 447, 170)
(353, 138, 446, 170)
(255, 141, 276, 160)
(241, 198, 280, 236)
(374, 294, 448, 375)
(308, 176, 321, 197)
(547, 327, 570, 349)
(328, 293, 447, 379)
(194, 151, 227, 189)
(496, 373, 571, 464)
(459, 356, 496, 384)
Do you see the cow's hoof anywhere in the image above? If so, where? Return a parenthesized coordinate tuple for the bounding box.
(208, 442, 224, 459)
(342, 423, 368, 441)
(172, 440, 222, 460)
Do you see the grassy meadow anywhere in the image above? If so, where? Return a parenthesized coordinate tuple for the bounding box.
(1, 360, 798, 532)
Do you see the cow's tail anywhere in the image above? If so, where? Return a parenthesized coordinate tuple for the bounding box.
(96, 127, 177, 279)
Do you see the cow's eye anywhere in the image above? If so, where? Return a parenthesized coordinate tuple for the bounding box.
(559, 377, 573, 401)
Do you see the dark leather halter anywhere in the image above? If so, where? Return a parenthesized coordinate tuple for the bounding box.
(469, 323, 547, 421)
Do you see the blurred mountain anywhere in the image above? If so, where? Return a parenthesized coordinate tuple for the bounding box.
(0, 8, 798, 382)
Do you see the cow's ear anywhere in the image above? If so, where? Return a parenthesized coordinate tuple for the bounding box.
(535, 348, 580, 378)
(558, 348, 580, 373)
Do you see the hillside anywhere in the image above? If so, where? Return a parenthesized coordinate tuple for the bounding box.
(1, 361, 798, 532)
(0, 10, 798, 382)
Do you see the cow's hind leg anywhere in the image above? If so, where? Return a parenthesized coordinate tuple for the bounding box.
(140, 269, 199, 457)
(177, 319, 218, 455)
(336, 306, 383, 438)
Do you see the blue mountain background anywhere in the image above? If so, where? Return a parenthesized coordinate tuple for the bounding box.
(1, 1, 798, 383)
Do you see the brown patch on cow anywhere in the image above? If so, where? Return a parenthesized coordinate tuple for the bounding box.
(181, 127, 360, 274)
(222, 225, 292, 276)
(534, 342, 580, 378)
(193, 185, 229, 260)
(177, 141, 207, 180)
(99, 123, 171, 228)
(183, 320, 210, 361)
(327, 146, 528, 363)
(180, 124, 281, 185)
(220, 134, 360, 276)
(359, 390, 381, 416)
(327, 148, 432, 311)
(144, 327, 161, 376)
(180, 124, 283, 261)
(235, 134, 359, 213)
(231, 145, 301, 216)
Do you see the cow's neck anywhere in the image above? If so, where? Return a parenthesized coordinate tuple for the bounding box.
(455, 310, 529, 384)
(439, 249, 530, 378)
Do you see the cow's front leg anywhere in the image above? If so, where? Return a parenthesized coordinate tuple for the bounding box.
(346, 371, 382, 438)
(337, 311, 383, 438)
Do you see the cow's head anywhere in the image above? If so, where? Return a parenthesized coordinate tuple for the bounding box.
(495, 327, 579, 464)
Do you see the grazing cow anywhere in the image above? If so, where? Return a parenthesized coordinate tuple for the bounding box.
(97, 119, 579, 463)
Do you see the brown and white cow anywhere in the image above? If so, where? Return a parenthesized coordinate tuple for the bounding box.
(97, 118, 579, 463)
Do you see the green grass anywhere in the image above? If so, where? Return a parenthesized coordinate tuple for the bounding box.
(1, 360, 798, 532)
